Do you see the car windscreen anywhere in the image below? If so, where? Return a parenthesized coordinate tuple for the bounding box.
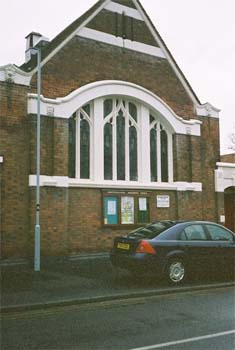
(127, 221, 176, 239)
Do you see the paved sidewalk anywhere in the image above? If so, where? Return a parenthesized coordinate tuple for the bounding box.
(1, 254, 235, 312)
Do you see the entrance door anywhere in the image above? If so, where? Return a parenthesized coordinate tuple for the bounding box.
(224, 187, 235, 232)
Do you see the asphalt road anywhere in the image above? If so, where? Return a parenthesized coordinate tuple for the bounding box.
(1, 286, 235, 350)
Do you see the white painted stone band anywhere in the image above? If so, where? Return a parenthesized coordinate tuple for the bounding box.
(29, 175, 202, 192)
(215, 162, 235, 192)
(77, 27, 166, 59)
(104, 1, 143, 21)
(27, 80, 201, 136)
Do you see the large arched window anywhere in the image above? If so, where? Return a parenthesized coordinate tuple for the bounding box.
(68, 96, 173, 184)
(103, 99, 138, 181)
(150, 114, 169, 182)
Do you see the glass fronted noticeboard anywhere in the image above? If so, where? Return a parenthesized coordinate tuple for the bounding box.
(104, 197, 118, 224)
(103, 193, 149, 225)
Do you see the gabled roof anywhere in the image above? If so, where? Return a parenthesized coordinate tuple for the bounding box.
(19, 0, 201, 105)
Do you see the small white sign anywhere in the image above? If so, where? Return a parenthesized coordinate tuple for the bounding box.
(220, 215, 225, 223)
(107, 201, 116, 215)
(157, 195, 170, 208)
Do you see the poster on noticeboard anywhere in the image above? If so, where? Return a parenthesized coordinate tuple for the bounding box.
(121, 197, 134, 224)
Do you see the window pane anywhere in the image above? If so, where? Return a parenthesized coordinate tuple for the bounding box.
(129, 102, 137, 122)
(129, 126, 138, 181)
(68, 116, 76, 178)
(117, 111, 125, 180)
(82, 104, 90, 116)
(121, 197, 134, 224)
(150, 128, 157, 182)
(161, 130, 168, 182)
(179, 231, 187, 241)
(104, 123, 113, 180)
(206, 225, 233, 241)
(184, 225, 207, 240)
(80, 119, 90, 179)
(104, 99, 113, 118)
(149, 115, 155, 124)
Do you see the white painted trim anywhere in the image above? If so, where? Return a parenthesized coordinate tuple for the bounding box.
(139, 105, 150, 183)
(29, 175, 202, 192)
(75, 112, 80, 178)
(93, 98, 104, 181)
(0, 64, 31, 86)
(156, 123, 161, 181)
(29, 175, 69, 187)
(168, 130, 174, 182)
(216, 162, 235, 168)
(215, 162, 235, 192)
(27, 80, 201, 136)
(196, 103, 220, 118)
(113, 103, 117, 181)
(77, 27, 166, 59)
(104, 1, 143, 21)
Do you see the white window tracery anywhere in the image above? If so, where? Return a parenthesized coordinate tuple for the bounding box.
(68, 96, 173, 184)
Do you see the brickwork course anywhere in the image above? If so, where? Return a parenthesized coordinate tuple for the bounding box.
(1, 0, 233, 260)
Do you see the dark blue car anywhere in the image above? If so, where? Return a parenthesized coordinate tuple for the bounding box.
(110, 221, 235, 284)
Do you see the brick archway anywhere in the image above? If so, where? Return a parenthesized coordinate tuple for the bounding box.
(224, 186, 235, 232)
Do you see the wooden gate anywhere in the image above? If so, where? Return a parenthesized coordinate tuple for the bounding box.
(224, 187, 235, 232)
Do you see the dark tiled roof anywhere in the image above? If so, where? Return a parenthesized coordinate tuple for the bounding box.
(20, 0, 106, 72)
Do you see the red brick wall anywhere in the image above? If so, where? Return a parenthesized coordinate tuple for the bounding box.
(29, 116, 68, 176)
(199, 116, 220, 221)
(0, 82, 30, 258)
(30, 37, 194, 119)
(28, 187, 69, 257)
(220, 153, 235, 163)
(26, 186, 205, 256)
(1, 32, 221, 258)
(26, 111, 220, 255)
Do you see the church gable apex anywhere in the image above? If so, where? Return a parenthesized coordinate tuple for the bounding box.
(20, 0, 201, 106)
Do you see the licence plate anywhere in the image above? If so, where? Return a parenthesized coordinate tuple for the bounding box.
(117, 242, 130, 250)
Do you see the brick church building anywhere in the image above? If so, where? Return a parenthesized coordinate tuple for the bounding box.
(0, 0, 234, 260)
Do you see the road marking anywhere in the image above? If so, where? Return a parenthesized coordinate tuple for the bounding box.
(129, 330, 235, 349)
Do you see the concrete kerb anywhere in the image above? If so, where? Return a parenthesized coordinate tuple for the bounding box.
(2, 281, 235, 314)
(0, 252, 110, 267)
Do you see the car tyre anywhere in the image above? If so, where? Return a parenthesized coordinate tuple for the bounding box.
(166, 259, 186, 284)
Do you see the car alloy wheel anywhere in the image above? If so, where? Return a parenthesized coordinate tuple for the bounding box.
(167, 260, 185, 284)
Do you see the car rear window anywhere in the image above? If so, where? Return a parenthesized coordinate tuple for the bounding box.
(127, 221, 176, 239)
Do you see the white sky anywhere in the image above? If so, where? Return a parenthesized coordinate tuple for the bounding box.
(1, 0, 235, 154)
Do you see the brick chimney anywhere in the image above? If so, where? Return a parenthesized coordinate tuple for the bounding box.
(25, 32, 49, 62)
